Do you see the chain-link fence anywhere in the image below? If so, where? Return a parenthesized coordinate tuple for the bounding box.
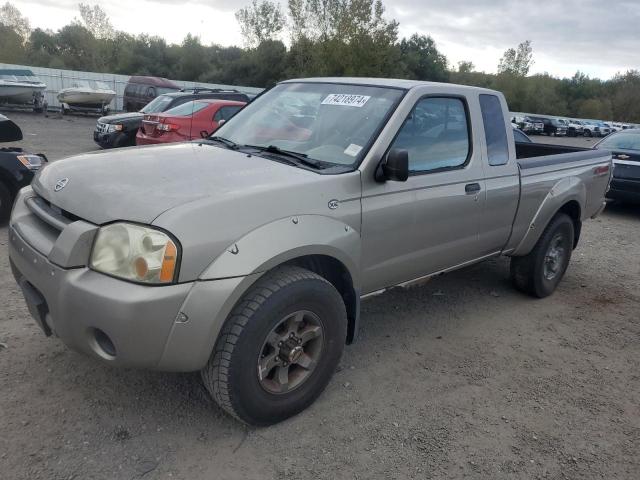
(0, 62, 263, 112)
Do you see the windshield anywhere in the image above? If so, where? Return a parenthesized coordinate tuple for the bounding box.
(213, 82, 404, 167)
(598, 132, 640, 151)
(141, 95, 173, 114)
(164, 100, 209, 116)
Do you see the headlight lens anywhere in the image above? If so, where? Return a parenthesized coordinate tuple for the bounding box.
(17, 154, 44, 170)
(90, 223, 179, 284)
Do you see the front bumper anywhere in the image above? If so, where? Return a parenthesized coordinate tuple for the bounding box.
(607, 178, 640, 203)
(93, 130, 118, 148)
(93, 130, 132, 148)
(8, 191, 256, 371)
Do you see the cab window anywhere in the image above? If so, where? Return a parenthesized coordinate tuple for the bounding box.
(479, 94, 509, 166)
(390, 97, 470, 174)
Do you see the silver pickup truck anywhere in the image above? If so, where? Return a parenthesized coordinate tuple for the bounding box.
(8, 78, 611, 425)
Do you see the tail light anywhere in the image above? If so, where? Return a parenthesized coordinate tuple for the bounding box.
(156, 123, 179, 133)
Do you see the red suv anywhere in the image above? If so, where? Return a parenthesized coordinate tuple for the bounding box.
(136, 99, 245, 145)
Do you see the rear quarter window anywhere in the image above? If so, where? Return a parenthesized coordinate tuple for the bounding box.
(479, 94, 509, 166)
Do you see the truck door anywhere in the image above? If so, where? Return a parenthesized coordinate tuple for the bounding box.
(476, 93, 520, 255)
(360, 95, 487, 293)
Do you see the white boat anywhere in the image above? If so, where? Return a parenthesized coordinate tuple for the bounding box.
(57, 80, 116, 111)
(0, 69, 47, 105)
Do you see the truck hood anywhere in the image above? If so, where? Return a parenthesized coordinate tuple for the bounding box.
(32, 143, 320, 225)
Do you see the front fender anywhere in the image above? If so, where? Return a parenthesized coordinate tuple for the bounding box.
(200, 215, 361, 290)
(511, 176, 585, 256)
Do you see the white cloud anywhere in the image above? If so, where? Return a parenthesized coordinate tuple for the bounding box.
(13, 0, 638, 79)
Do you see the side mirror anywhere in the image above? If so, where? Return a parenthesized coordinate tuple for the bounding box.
(218, 119, 227, 126)
(200, 130, 209, 139)
(376, 148, 409, 182)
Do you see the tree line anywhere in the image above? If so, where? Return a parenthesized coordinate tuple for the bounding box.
(1, 1, 639, 122)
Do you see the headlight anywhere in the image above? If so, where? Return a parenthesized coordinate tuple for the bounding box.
(90, 223, 180, 284)
(17, 154, 44, 170)
(106, 124, 123, 133)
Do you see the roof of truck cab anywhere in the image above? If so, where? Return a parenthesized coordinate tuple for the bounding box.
(282, 77, 501, 94)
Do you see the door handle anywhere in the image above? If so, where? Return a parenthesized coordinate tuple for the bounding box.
(465, 183, 481, 194)
(616, 154, 630, 160)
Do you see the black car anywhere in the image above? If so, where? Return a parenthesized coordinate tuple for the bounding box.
(594, 129, 640, 203)
(528, 116, 567, 136)
(94, 88, 252, 149)
(0, 115, 47, 220)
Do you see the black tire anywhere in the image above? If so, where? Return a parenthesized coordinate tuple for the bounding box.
(0, 181, 14, 223)
(201, 266, 347, 425)
(584, 130, 592, 137)
(510, 213, 574, 298)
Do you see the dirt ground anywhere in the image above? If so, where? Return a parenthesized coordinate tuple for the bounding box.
(1, 112, 638, 480)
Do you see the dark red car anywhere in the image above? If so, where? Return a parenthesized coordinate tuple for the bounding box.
(136, 99, 245, 145)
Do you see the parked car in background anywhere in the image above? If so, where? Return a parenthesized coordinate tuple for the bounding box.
(529, 116, 567, 136)
(582, 121, 604, 137)
(512, 115, 543, 135)
(136, 99, 245, 145)
(565, 119, 584, 137)
(123, 76, 180, 112)
(95, 88, 251, 149)
(9, 78, 611, 426)
(594, 129, 640, 203)
(0, 114, 47, 220)
(603, 122, 620, 133)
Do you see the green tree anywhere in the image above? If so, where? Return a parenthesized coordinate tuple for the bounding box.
(457, 60, 474, 73)
(236, 0, 285, 48)
(77, 3, 114, 39)
(0, 24, 26, 62)
(0, 2, 30, 42)
(399, 34, 448, 82)
(498, 40, 533, 76)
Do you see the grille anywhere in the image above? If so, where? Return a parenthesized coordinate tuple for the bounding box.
(26, 195, 79, 232)
(95, 122, 110, 134)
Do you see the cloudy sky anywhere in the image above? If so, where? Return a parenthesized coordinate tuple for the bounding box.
(13, 0, 640, 79)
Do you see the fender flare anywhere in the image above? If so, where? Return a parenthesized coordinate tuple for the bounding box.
(200, 214, 361, 288)
(511, 177, 585, 256)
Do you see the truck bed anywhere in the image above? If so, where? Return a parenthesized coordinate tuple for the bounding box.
(515, 141, 589, 159)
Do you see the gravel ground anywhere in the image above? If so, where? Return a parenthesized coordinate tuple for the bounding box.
(1, 112, 639, 480)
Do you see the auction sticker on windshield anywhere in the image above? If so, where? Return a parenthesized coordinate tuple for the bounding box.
(322, 94, 371, 107)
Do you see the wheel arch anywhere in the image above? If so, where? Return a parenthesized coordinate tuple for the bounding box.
(511, 177, 585, 256)
(199, 215, 362, 343)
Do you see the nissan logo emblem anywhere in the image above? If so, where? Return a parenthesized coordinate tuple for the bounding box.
(54, 178, 69, 192)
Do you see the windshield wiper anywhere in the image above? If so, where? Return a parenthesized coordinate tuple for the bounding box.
(244, 144, 325, 169)
(204, 136, 240, 150)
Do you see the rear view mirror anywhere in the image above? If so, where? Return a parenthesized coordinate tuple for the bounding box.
(376, 148, 409, 182)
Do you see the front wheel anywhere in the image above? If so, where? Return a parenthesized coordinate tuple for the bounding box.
(201, 266, 347, 425)
(510, 213, 574, 298)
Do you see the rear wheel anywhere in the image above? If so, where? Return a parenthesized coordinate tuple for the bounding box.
(0, 181, 14, 222)
(510, 213, 574, 298)
(201, 266, 347, 425)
